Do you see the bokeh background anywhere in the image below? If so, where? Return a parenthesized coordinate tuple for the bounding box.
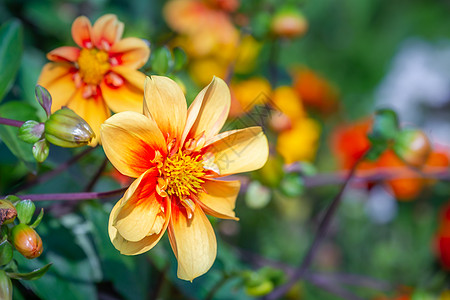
(1, 0, 450, 299)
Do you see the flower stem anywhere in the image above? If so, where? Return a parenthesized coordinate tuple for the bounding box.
(264, 151, 369, 300)
(15, 187, 128, 202)
(11, 147, 97, 193)
(0, 117, 25, 128)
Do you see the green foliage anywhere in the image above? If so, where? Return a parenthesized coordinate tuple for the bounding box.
(6, 263, 51, 280)
(0, 101, 38, 167)
(0, 20, 23, 102)
(150, 46, 172, 75)
(366, 108, 400, 160)
(0, 240, 13, 266)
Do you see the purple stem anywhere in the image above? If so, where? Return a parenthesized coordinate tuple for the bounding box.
(16, 187, 128, 201)
(0, 117, 25, 128)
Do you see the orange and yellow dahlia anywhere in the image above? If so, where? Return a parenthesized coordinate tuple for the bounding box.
(38, 14, 150, 144)
(101, 76, 268, 280)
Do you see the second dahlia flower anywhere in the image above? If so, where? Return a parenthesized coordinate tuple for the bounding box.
(38, 14, 150, 144)
(101, 76, 268, 281)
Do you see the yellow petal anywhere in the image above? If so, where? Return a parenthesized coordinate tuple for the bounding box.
(38, 63, 77, 112)
(169, 204, 217, 281)
(101, 111, 167, 177)
(198, 180, 240, 220)
(143, 76, 187, 142)
(92, 14, 124, 50)
(112, 169, 165, 242)
(67, 90, 110, 146)
(109, 174, 171, 255)
(207, 126, 268, 175)
(47, 46, 80, 63)
(71, 16, 93, 48)
(101, 68, 145, 113)
(110, 37, 150, 69)
(182, 77, 230, 144)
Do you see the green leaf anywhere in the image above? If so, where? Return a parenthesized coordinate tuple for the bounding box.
(30, 208, 44, 228)
(18, 120, 44, 144)
(7, 263, 52, 280)
(150, 46, 172, 75)
(0, 20, 23, 102)
(172, 47, 188, 71)
(15, 200, 36, 224)
(0, 240, 13, 266)
(0, 101, 38, 166)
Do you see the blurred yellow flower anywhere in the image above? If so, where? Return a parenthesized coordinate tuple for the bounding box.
(276, 118, 321, 164)
(101, 76, 268, 281)
(38, 14, 150, 145)
(229, 77, 271, 117)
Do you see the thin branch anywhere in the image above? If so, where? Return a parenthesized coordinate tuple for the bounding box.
(83, 158, 108, 192)
(305, 274, 365, 300)
(298, 166, 450, 188)
(264, 151, 369, 300)
(12, 147, 97, 193)
(15, 187, 128, 201)
(0, 117, 25, 128)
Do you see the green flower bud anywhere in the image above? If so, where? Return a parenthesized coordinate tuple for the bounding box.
(0, 199, 17, 225)
(11, 224, 43, 259)
(18, 120, 45, 144)
(394, 129, 431, 168)
(0, 270, 12, 300)
(32, 139, 49, 163)
(15, 199, 35, 224)
(44, 108, 95, 147)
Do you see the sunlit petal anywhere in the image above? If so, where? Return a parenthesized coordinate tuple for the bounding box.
(101, 111, 167, 177)
(144, 76, 187, 142)
(207, 126, 268, 175)
(110, 37, 150, 69)
(169, 204, 216, 281)
(47, 46, 80, 63)
(198, 179, 240, 220)
(101, 68, 145, 113)
(92, 14, 124, 50)
(71, 16, 93, 48)
(182, 77, 230, 144)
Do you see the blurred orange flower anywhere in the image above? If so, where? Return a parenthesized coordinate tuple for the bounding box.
(331, 118, 372, 169)
(101, 76, 268, 280)
(38, 14, 150, 145)
(292, 67, 339, 114)
(164, 0, 239, 57)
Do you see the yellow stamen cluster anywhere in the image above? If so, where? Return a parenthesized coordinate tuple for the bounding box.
(163, 150, 206, 198)
(77, 48, 110, 85)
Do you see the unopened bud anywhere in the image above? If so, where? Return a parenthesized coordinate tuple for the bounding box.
(0, 200, 17, 225)
(15, 199, 36, 225)
(44, 108, 95, 147)
(271, 7, 308, 38)
(394, 129, 431, 168)
(0, 270, 12, 300)
(11, 224, 43, 259)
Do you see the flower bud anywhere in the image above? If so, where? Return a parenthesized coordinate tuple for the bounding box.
(0, 270, 12, 300)
(11, 224, 43, 259)
(271, 7, 308, 38)
(0, 199, 17, 225)
(15, 199, 36, 225)
(44, 108, 95, 147)
(394, 129, 431, 168)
